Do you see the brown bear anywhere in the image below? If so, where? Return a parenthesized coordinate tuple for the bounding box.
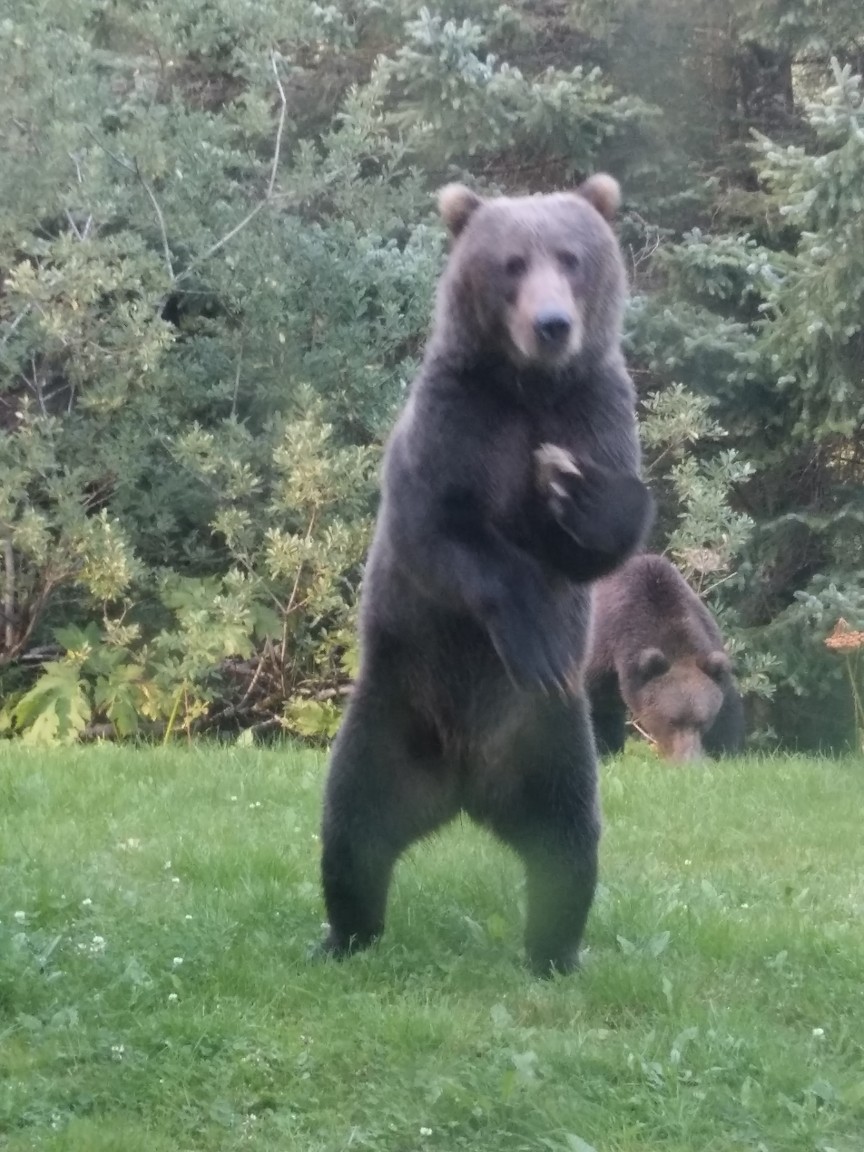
(586, 553, 745, 762)
(318, 176, 654, 976)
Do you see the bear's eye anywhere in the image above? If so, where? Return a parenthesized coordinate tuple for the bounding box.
(504, 255, 527, 277)
(635, 648, 669, 683)
(557, 251, 580, 272)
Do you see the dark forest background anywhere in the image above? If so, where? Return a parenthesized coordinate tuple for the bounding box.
(1, 0, 863, 749)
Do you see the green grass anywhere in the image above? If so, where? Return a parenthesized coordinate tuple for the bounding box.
(1, 745, 863, 1151)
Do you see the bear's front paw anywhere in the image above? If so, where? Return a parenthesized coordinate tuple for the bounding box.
(534, 443, 583, 524)
(534, 443, 582, 494)
(534, 446, 654, 565)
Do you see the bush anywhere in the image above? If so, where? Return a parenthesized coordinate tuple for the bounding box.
(2, 3, 862, 751)
(0, 0, 651, 741)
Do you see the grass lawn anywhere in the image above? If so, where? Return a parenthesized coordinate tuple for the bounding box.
(1, 744, 863, 1151)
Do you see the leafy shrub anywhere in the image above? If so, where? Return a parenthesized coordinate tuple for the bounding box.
(2, 3, 862, 751)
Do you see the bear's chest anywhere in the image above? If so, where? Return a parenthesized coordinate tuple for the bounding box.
(477, 416, 535, 521)
(477, 403, 584, 525)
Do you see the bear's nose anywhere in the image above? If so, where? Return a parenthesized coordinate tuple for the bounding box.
(534, 309, 572, 346)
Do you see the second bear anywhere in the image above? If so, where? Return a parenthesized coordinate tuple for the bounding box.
(586, 553, 745, 761)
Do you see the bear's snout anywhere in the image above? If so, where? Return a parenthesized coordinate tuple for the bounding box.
(534, 308, 573, 347)
(662, 727, 705, 763)
(506, 264, 584, 364)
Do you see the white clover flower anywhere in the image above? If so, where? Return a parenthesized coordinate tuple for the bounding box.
(172, 956, 184, 968)
(14, 910, 26, 923)
(79, 935, 106, 956)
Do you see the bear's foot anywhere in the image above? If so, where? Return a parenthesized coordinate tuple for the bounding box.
(526, 943, 582, 979)
(310, 925, 380, 963)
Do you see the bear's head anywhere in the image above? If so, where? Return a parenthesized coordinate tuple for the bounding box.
(434, 175, 625, 374)
(621, 648, 731, 762)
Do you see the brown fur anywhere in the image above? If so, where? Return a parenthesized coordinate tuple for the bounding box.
(434, 179, 625, 372)
(319, 176, 653, 975)
(587, 554, 745, 762)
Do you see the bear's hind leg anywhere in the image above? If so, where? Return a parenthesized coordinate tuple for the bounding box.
(585, 670, 629, 759)
(519, 797, 599, 977)
(476, 696, 600, 976)
(320, 692, 456, 958)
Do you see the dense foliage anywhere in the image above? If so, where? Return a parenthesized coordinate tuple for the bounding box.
(1, 0, 862, 749)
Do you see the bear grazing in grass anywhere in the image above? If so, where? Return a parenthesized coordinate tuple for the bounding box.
(319, 175, 654, 976)
(586, 553, 745, 762)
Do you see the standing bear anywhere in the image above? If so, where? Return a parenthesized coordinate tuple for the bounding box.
(586, 553, 745, 762)
(319, 175, 654, 976)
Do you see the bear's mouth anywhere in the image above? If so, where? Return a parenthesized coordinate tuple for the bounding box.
(658, 727, 705, 763)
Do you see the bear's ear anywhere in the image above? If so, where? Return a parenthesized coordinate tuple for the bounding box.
(577, 173, 621, 222)
(438, 183, 483, 238)
(703, 650, 731, 682)
(635, 647, 670, 683)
